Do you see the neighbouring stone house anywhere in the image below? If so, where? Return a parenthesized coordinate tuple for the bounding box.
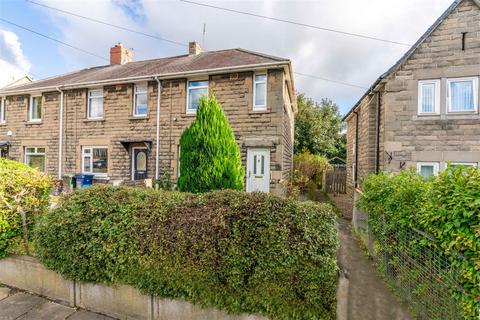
(0, 42, 296, 194)
(344, 0, 480, 199)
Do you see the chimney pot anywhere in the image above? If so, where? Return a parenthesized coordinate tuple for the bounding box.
(110, 43, 133, 65)
(189, 41, 203, 55)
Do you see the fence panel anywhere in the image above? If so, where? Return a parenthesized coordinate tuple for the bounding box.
(325, 169, 347, 194)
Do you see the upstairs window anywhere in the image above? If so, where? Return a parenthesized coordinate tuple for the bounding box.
(418, 80, 440, 114)
(29, 96, 42, 122)
(417, 162, 439, 178)
(82, 146, 108, 176)
(253, 73, 267, 110)
(87, 89, 104, 119)
(447, 77, 478, 112)
(25, 147, 45, 172)
(187, 80, 208, 114)
(133, 84, 148, 116)
(0, 98, 5, 124)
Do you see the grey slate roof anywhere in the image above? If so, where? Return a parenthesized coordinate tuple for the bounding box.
(342, 0, 474, 121)
(1, 48, 289, 94)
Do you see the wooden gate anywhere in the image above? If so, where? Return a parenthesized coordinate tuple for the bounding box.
(325, 167, 347, 194)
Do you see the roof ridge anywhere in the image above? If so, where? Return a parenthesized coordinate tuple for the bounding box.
(234, 48, 289, 62)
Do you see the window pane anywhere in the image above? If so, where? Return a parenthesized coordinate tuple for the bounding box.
(83, 155, 91, 172)
(89, 90, 103, 98)
(89, 97, 103, 118)
(135, 93, 148, 115)
(32, 97, 42, 120)
(450, 80, 474, 111)
(136, 151, 147, 171)
(421, 83, 435, 113)
(37, 148, 45, 153)
(189, 81, 208, 88)
(253, 155, 257, 174)
(255, 74, 266, 82)
(135, 85, 147, 93)
(419, 165, 434, 178)
(260, 155, 265, 174)
(26, 155, 45, 172)
(0, 99, 4, 122)
(26, 147, 35, 153)
(92, 148, 108, 173)
(255, 82, 266, 106)
(188, 87, 208, 111)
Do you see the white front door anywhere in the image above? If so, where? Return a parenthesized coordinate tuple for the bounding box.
(246, 148, 270, 192)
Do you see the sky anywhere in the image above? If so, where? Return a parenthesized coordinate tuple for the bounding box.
(0, 0, 455, 115)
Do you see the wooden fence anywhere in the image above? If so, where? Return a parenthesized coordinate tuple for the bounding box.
(324, 169, 347, 194)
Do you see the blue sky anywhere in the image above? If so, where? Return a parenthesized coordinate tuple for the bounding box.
(0, 0, 454, 115)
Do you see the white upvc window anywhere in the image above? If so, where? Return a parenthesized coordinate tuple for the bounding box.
(25, 147, 46, 172)
(29, 95, 42, 122)
(418, 80, 440, 115)
(186, 80, 208, 114)
(82, 146, 108, 177)
(253, 73, 267, 110)
(133, 84, 148, 117)
(450, 162, 477, 168)
(87, 89, 104, 119)
(447, 77, 478, 113)
(0, 97, 5, 124)
(417, 162, 439, 178)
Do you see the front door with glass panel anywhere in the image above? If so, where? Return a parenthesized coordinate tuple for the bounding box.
(246, 148, 270, 192)
(132, 148, 148, 180)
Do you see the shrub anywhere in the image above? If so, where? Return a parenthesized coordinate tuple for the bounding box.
(34, 185, 338, 319)
(178, 95, 244, 193)
(284, 151, 331, 197)
(0, 158, 53, 258)
(357, 167, 479, 318)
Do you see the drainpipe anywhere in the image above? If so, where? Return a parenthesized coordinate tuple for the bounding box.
(154, 77, 161, 180)
(56, 87, 64, 180)
(354, 110, 359, 188)
(375, 92, 381, 174)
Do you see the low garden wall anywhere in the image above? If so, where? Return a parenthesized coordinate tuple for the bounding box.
(0, 255, 267, 320)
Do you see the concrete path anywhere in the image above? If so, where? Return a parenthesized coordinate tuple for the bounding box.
(0, 288, 115, 320)
(337, 219, 412, 320)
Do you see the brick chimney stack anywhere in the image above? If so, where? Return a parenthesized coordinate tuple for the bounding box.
(110, 43, 133, 65)
(188, 41, 203, 55)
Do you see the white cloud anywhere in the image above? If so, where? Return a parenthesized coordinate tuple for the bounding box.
(0, 30, 31, 87)
(33, 0, 454, 113)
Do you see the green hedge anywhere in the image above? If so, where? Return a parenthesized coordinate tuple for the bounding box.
(0, 158, 53, 258)
(34, 186, 338, 319)
(357, 167, 479, 319)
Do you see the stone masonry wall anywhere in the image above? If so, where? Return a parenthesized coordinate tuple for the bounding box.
(0, 68, 292, 194)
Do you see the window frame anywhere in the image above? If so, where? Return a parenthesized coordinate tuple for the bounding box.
(0, 97, 5, 124)
(416, 162, 439, 178)
(29, 95, 43, 122)
(24, 146, 46, 171)
(446, 77, 478, 113)
(81, 146, 108, 177)
(450, 162, 477, 168)
(186, 80, 209, 114)
(417, 79, 440, 115)
(87, 89, 104, 120)
(253, 73, 267, 111)
(133, 84, 148, 117)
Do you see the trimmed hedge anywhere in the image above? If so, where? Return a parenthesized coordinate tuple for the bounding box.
(0, 158, 53, 258)
(34, 186, 338, 319)
(357, 167, 479, 319)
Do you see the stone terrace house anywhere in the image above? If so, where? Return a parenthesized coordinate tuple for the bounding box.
(344, 0, 480, 198)
(0, 42, 296, 194)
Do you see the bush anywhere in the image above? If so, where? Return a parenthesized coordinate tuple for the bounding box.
(178, 95, 244, 193)
(0, 158, 53, 258)
(357, 167, 479, 318)
(34, 185, 338, 319)
(284, 151, 331, 197)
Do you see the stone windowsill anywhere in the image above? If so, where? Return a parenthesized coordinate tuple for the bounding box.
(129, 116, 150, 120)
(83, 118, 105, 123)
(413, 113, 480, 121)
(25, 121, 43, 125)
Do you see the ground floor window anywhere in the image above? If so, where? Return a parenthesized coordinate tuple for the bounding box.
(450, 162, 477, 168)
(25, 147, 45, 172)
(82, 146, 108, 176)
(416, 162, 439, 178)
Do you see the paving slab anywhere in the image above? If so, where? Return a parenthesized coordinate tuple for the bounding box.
(67, 310, 116, 320)
(0, 287, 11, 300)
(0, 293, 43, 320)
(17, 300, 75, 320)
